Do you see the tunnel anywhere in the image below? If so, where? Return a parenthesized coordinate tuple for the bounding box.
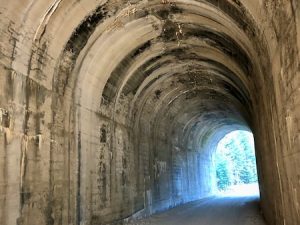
(0, 1, 299, 225)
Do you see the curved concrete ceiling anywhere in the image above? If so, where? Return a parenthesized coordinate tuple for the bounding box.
(66, 0, 261, 147)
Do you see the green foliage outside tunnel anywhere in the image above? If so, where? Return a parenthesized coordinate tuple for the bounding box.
(215, 131, 258, 191)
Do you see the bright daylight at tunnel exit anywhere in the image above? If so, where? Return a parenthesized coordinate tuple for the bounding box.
(0, 1, 299, 225)
(214, 130, 259, 196)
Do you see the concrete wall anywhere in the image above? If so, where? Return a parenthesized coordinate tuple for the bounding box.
(0, 1, 299, 225)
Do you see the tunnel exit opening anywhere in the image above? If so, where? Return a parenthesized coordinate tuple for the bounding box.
(214, 130, 259, 197)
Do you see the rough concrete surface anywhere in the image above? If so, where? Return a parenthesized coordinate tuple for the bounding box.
(0, 0, 299, 225)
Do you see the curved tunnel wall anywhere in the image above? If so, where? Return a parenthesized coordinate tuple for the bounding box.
(0, 1, 299, 225)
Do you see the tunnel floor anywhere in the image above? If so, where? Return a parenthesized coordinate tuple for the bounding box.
(128, 196, 267, 225)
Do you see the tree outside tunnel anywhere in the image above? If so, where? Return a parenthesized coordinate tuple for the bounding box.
(215, 130, 258, 195)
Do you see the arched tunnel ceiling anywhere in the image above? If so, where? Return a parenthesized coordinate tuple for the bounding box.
(75, 0, 259, 150)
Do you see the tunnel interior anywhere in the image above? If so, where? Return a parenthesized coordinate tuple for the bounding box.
(0, 1, 299, 225)
(80, 1, 256, 221)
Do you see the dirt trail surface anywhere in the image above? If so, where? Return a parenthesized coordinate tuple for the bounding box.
(127, 196, 267, 225)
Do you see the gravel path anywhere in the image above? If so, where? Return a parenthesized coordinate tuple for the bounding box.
(127, 196, 267, 225)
